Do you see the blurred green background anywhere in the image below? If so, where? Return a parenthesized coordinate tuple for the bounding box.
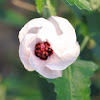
(0, 0, 100, 100)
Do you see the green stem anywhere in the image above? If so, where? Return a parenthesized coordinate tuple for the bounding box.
(46, 0, 56, 16)
(68, 66, 72, 100)
(80, 36, 90, 52)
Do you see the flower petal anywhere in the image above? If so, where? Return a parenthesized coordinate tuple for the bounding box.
(46, 42, 80, 70)
(18, 18, 57, 43)
(18, 24, 28, 43)
(18, 16, 80, 79)
(19, 34, 36, 71)
(48, 16, 76, 54)
(36, 26, 57, 43)
(29, 52, 62, 79)
(28, 36, 62, 78)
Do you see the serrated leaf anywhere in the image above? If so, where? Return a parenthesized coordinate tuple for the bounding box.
(35, 0, 45, 14)
(47, 60, 98, 100)
(66, 0, 92, 11)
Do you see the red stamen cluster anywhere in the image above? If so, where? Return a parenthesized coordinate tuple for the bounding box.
(35, 42, 53, 60)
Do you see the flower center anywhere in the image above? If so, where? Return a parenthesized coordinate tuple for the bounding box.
(35, 42, 53, 60)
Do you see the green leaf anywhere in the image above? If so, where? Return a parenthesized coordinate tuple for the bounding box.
(47, 60, 98, 100)
(66, 0, 92, 11)
(90, 0, 100, 10)
(35, 0, 46, 14)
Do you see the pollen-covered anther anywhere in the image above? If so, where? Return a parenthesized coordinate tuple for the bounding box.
(35, 42, 53, 60)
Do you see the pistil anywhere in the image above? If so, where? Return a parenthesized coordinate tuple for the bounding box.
(35, 42, 53, 60)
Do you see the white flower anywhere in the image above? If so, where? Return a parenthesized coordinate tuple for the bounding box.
(18, 16, 80, 79)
